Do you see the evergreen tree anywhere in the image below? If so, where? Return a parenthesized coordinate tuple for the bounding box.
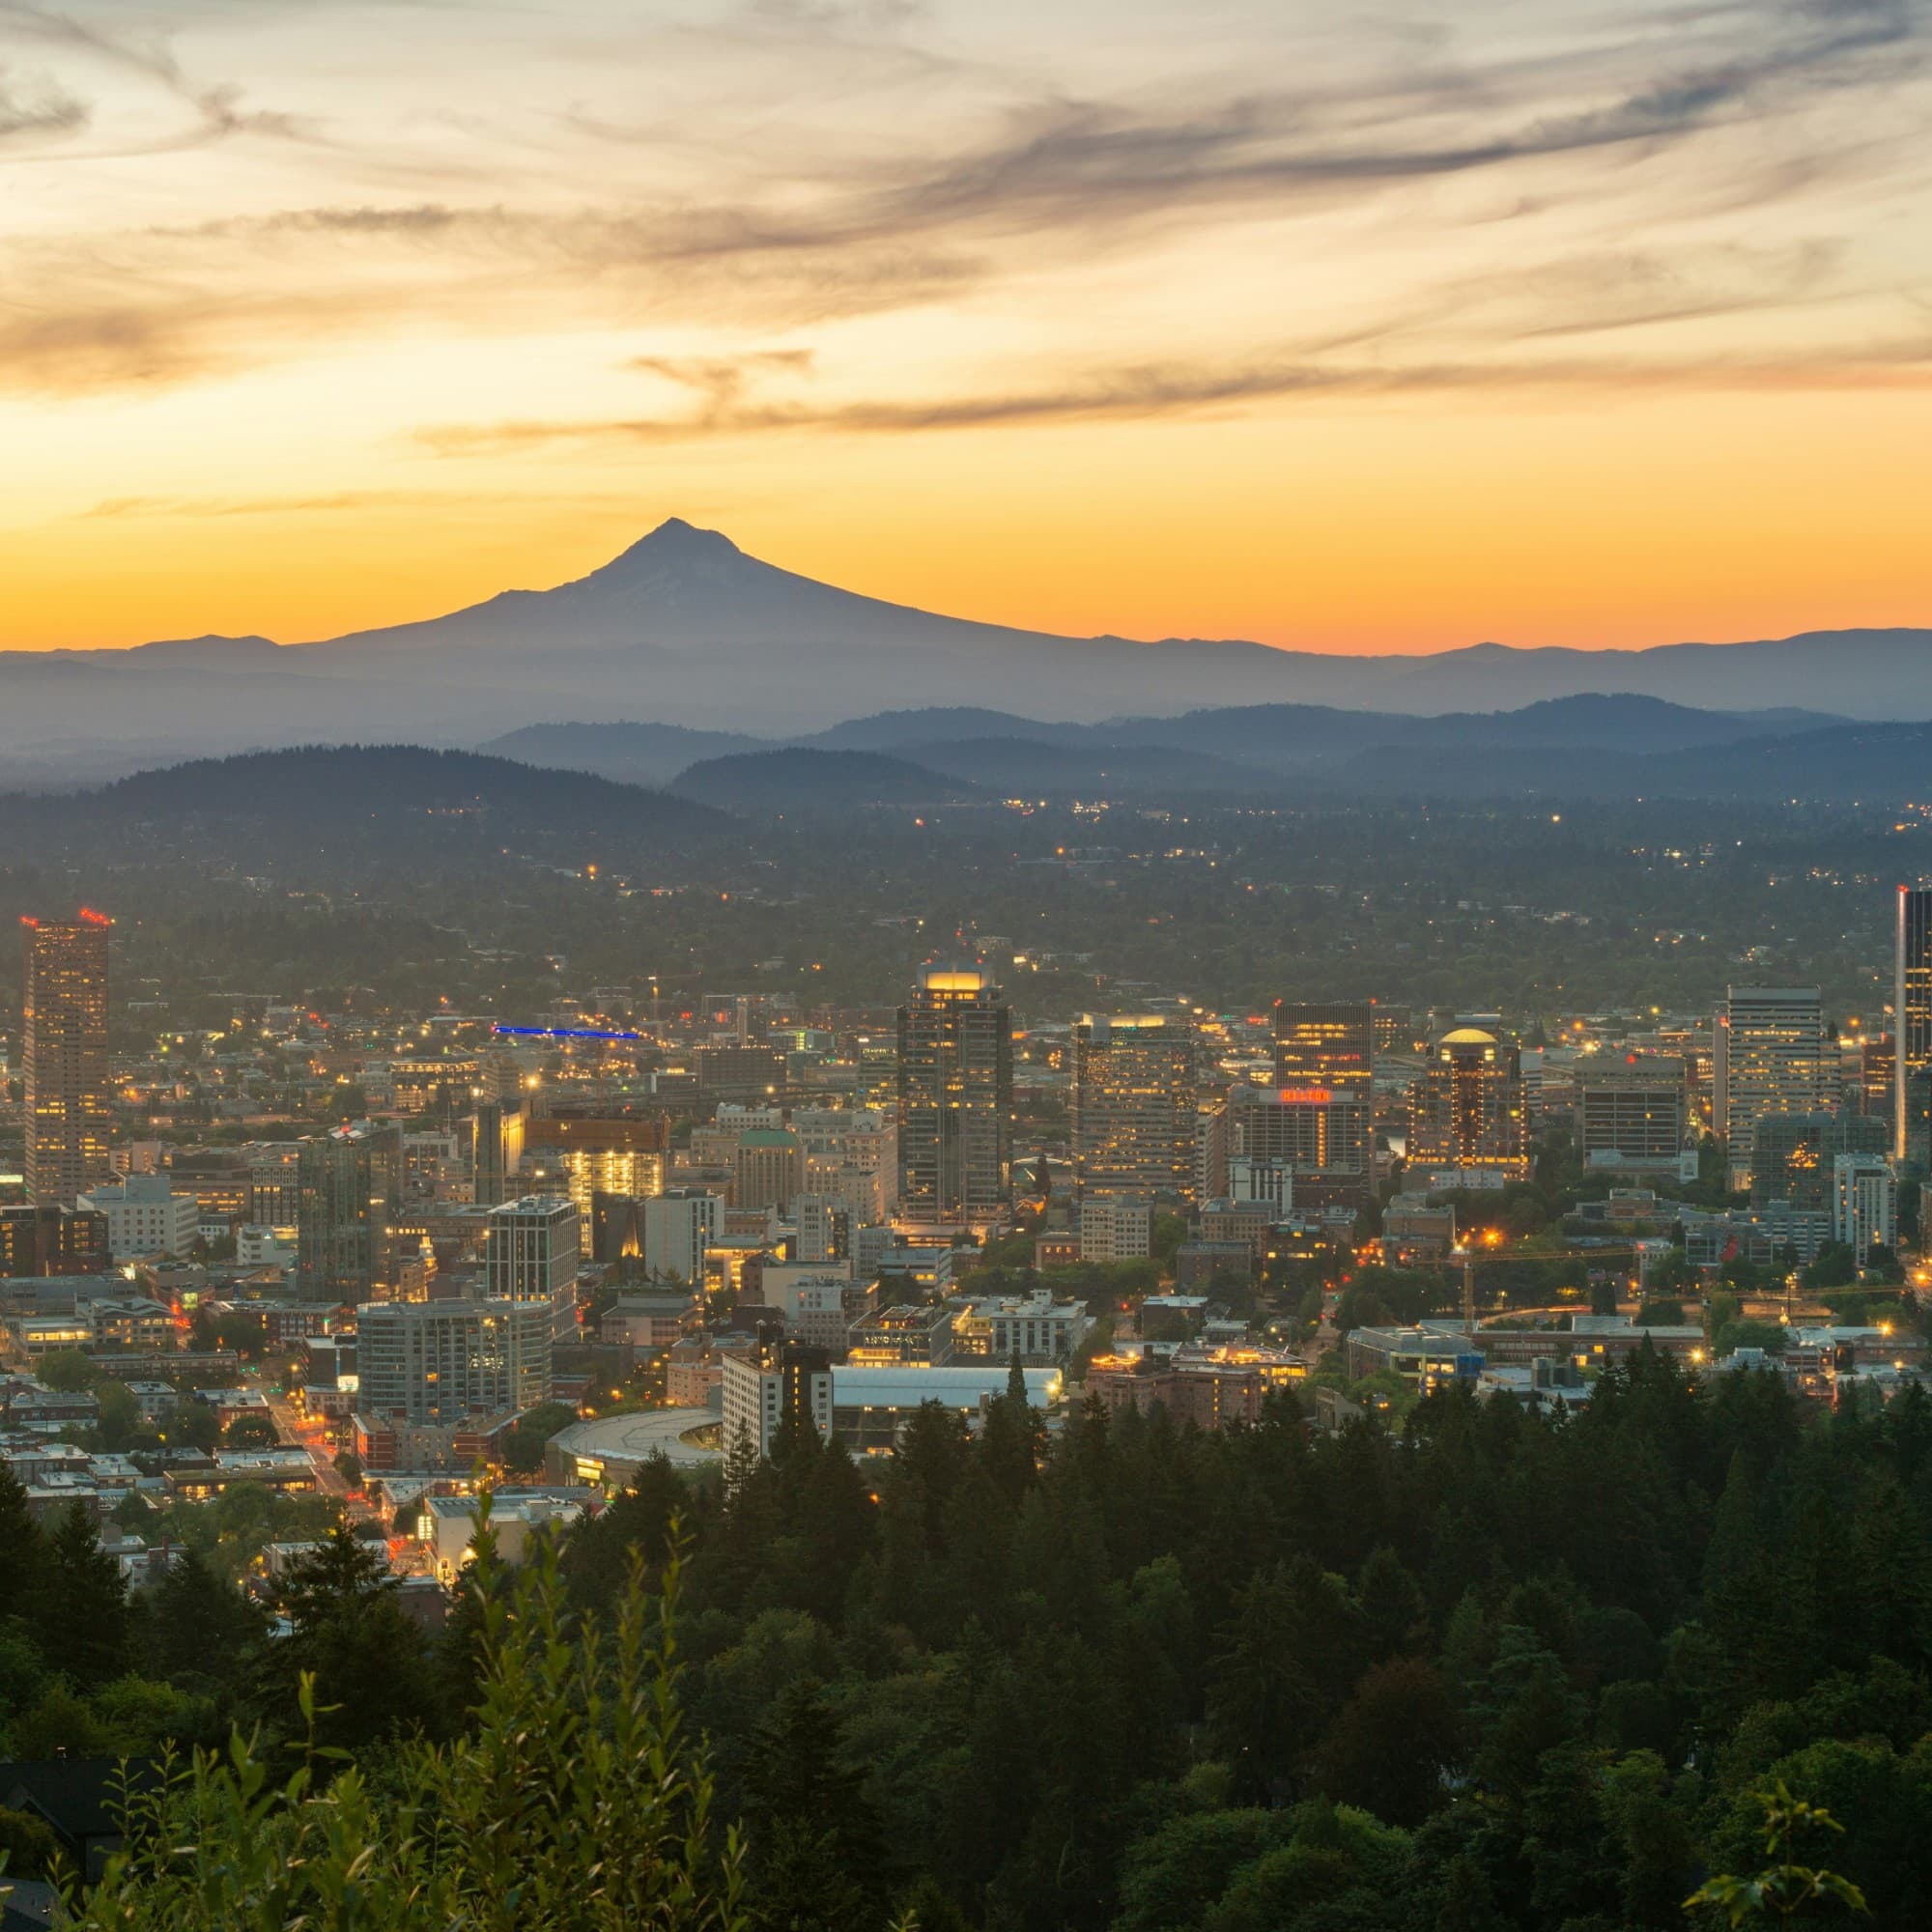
(1208, 1560, 1332, 1802)
(1313, 1658, 1463, 1826)
(253, 1524, 435, 1753)
(979, 1359, 1042, 1508)
(0, 1462, 47, 1636)
(138, 1547, 267, 1690)
(741, 1679, 887, 1929)
(38, 1500, 131, 1688)
(1356, 1545, 1429, 1662)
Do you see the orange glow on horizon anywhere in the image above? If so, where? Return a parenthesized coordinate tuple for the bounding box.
(2, 5, 1928, 657)
(6, 386, 1929, 658)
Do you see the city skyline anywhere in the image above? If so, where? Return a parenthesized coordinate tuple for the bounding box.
(4, 0, 1930, 653)
(8, 0, 1932, 1909)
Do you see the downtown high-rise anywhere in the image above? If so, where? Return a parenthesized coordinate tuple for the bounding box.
(1071, 1012, 1198, 1202)
(21, 911, 113, 1206)
(896, 965, 1013, 1227)
(296, 1120, 403, 1303)
(1407, 1028, 1528, 1179)
(1272, 1001, 1375, 1172)
(1896, 885, 1932, 1164)
(1715, 986, 1830, 1190)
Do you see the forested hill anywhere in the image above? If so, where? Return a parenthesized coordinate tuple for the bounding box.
(14, 1356, 1932, 1930)
(0, 745, 731, 869)
(670, 747, 980, 811)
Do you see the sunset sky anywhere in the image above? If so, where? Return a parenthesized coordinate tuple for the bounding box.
(2, 0, 1928, 653)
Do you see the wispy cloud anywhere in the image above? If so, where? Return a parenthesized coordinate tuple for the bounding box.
(0, 64, 86, 140)
(0, 0, 1927, 411)
(72, 485, 639, 520)
(420, 325, 1932, 452)
(0, 0, 314, 158)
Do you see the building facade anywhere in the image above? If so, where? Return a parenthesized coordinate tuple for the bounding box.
(296, 1122, 403, 1304)
(1577, 1060, 1690, 1171)
(721, 1341, 834, 1465)
(355, 1295, 553, 1425)
(1271, 1001, 1374, 1171)
(792, 1193, 850, 1267)
(897, 966, 1013, 1226)
(1717, 986, 1829, 1190)
(0, 1204, 109, 1278)
(1079, 1193, 1152, 1262)
(523, 1110, 668, 1219)
(1833, 1153, 1897, 1260)
(21, 913, 112, 1206)
(1750, 1109, 1889, 1212)
(1226, 1085, 1374, 1184)
(75, 1174, 199, 1259)
(1070, 1013, 1197, 1201)
(484, 1194, 581, 1344)
(640, 1189, 723, 1285)
(1897, 887, 1932, 1164)
(1406, 1030, 1528, 1178)
(734, 1128, 804, 1212)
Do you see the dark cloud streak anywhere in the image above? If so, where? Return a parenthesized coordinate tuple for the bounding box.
(417, 330, 1932, 453)
(0, 68, 87, 140)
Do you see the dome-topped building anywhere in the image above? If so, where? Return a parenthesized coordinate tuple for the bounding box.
(1409, 1028, 1528, 1179)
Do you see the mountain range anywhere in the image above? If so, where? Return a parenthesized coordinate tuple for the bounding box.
(485, 697, 1932, 810)
(1, 518, 1927, 785)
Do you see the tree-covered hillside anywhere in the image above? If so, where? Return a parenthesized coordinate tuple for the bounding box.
(10, 1359, 1932, 1929)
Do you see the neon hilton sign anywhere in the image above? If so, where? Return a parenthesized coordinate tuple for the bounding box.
(1276, 1088, 1334, 1105)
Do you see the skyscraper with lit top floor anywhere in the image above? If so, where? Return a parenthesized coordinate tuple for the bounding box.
(21, 910, 113, 1207)
(1072, 1012, 1198, 1204)
(1895, 886, 1932, 1165)
(896, 965, 1012, 1229)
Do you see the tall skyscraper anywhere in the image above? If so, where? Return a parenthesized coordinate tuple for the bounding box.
(21, 911, 112, 1206)
(296, 1121, 403, 1303)
(485, 1192, 581, 1400)
(1407, 1029, 1528, 1178)
(896, 965, 1013, 1226)
(1895, 886, 1932, 1164)
(1716, 986, 1829, 1190)
(1071, 1013, 1197, 1201)
(1272, 1001, 1374, 1172)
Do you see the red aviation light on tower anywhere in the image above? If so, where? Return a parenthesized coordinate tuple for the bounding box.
(19, 916, 39, 927)
(77, 907, 112, 926)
